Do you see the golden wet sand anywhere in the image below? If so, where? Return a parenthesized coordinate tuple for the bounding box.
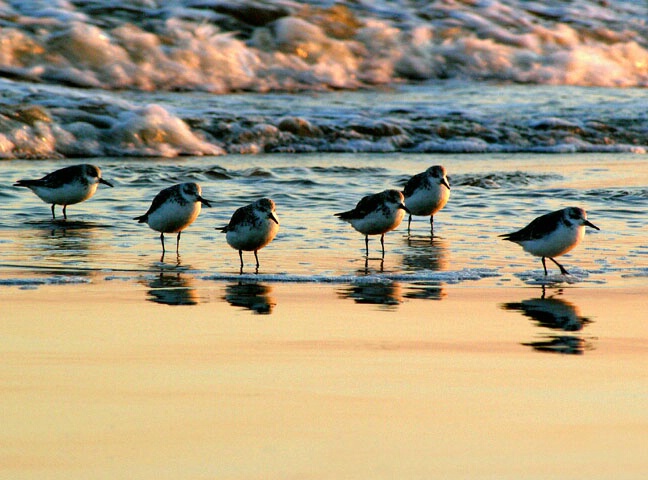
(2, 281, 647, 479)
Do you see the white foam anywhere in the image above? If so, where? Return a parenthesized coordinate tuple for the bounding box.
(106, 104, 225, 157)
(202, 268, 500, 285)
(0, 276, 92, 288)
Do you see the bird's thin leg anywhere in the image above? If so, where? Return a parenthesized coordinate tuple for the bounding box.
(176, 231, 181, 254)
(407, 214, 412, 235)
(430, 215, 434, 236)
(365, 235, 369, 257)
(254, 250, 260, 269)
(160, 233, 166, 253)
(238, 250, 244, 273)
(50, 204, 56, 220)
(541, 257, 548, 275)
(63, 205, 67, 220)
(380, 234, 385, 258)
(549, 257, 570, 275)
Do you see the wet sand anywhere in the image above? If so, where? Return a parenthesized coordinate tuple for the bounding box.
(2, 279, 647, 479)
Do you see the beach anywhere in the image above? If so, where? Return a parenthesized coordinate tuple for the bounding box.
(1, 0, 647, 477)
(3, 280, 648, 479)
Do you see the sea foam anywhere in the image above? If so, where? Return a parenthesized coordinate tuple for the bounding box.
(0, 0, 645, 91)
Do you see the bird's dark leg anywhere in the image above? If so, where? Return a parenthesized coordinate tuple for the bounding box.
(407, 214, 412, 235)
(176, 231, 181, 254)
(365, 235, 369, 257)
(541, 257, 548, 275)
(430, 215, 434, 236)
(254, 250, 260, 269)
(50, 204, 56, 220)
(380, 234, 385, 258)
(238, 250, 244, 274)
(160, 233, 166, 253)
(549, 257, 570, 275)
(62, 205, 68, 220)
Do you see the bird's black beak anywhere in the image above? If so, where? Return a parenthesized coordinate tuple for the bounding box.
(584, 220, 599, 230)
(399, 203, 411, 214)
(100, 178, 114, 187)
(269, 212, 279, 225)
(441, 178, 450, 190)
(198, 196, 212, 208)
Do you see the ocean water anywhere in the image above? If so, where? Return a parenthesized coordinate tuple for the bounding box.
(1, 150, 646, 292)
(0, 0, 646, 158)
(0, 0, 646, 291)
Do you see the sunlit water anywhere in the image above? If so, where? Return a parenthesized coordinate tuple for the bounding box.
(1, 152, 646, 290)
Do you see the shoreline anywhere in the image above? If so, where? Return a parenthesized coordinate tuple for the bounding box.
(3, 280, 647, 479)
(3, 278, 648, 479)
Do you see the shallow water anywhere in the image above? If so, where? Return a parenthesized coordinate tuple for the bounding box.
(1, 152, 646, 289)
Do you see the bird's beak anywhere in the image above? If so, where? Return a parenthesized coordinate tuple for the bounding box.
(584, 220, 599, 230)
(198, 196, 212, 208)
(441, 178, 450, 190)
(269, 212, 279, 225)
(100, 178, 114, 187)
(399, 203, 411, 214)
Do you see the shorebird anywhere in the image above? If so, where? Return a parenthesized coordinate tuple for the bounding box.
(218, 198, 279, 272)
(402, 165, 450, 234)
(335, 189, 409, 257)
(134, 182, 211, 257)
(14, 164, 113, 220)
(500, 207, 600, 275)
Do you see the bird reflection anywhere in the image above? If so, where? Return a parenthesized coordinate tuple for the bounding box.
(338, 282, 403, 309)
(359, 256, 384, 274)
(224, 281, 275, 314)
(501, 288, 594, 354)
(402, 235, 448, 271)
(145, 271, 200, 306)
(18, 219, 101, 268)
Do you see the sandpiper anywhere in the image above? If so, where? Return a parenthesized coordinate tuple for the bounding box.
(218, 198, 279, 272)
(14, 164, 113, 220)
(335, 189, 409, 257)
(500, 206, 600, 275)
(403, 165, 450, 234)
(134, 182, 211, 257)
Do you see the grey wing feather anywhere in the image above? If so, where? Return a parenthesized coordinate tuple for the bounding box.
(335, 194, 379, 220)
(500, 210, 563, 241)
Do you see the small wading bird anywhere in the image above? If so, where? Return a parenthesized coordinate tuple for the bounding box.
(500, 206, 600, 275)
(134, 182, 212, 258)
(14, 164, 113, 220)
(402, 165, 451, 234)
(335, 189, 409, 258)
(218, 198, 279, 273)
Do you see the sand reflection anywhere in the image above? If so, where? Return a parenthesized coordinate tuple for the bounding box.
(501, 288, 594, 354)
(145, 270, 200, 306)
(338, 281, 403, 309)
(224, 281, 275, 314)
(404, 283, 446, 301)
